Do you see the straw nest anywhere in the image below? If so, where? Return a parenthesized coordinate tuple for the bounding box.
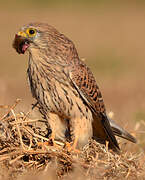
(0, 99, 144, 180)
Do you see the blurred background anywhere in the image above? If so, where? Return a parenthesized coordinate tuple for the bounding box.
(0, 0, 145, 151)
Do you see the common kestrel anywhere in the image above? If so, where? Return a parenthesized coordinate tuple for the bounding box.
(13, 22, 136, 152)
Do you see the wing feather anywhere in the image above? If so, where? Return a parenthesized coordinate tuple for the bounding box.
(69, 60, 120, 151)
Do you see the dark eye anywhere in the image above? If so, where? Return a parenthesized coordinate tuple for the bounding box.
(29, 29, 35, 35)
(26, 28, 37, 37)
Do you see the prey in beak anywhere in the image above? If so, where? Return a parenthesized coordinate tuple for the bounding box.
(13, 34, 30, 54)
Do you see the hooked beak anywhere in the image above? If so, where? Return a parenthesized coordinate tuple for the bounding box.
(13, 34, 30, 54)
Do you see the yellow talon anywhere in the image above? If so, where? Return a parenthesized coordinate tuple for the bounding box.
(65, 141, 80, 154)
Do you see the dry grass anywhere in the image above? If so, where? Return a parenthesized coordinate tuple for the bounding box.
(0, 100, 144, 180)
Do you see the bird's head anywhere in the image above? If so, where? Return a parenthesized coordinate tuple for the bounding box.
(13, 22, 78, 61)
(13, 23, 42, 54)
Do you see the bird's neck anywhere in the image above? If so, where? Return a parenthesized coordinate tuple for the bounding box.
(28, 48, 71, 82)
(28, 44, 81, 70)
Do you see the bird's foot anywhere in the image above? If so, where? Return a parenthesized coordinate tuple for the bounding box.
(37, 133, 62, 149)
(37, 141, 50, 148)
(49, 137, 62, 149)
(64, 141, 80, 154)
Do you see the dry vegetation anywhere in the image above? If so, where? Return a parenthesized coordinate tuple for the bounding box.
(0, 99, 144, 180)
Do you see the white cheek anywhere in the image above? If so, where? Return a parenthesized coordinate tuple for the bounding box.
(35, 32, 40, 39)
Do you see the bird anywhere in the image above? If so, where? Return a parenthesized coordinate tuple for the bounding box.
(13, 22, 136, 152)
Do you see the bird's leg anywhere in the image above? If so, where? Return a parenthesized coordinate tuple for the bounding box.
(72, 136, 81, 153)
(38, 131, 62, 149)
(49, 131, 58, 147)
(65, 116, 92, 153)
(65, 141, 73, 151)
(64, 122, 81, 153)
(47, 112, 66, 148)
(65, 137, 80, 153)
(38, 112, 65, 149)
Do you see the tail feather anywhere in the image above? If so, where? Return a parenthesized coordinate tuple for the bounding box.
(108, 117, 137, 143)
(92, 113, 120, 153)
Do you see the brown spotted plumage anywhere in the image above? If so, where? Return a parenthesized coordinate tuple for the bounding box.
(13, 22, 136, 152)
